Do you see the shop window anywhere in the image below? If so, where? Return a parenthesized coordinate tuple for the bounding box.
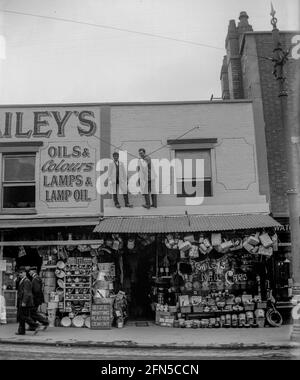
(175, 149, 212, 198)
(2, 154, 36, 209)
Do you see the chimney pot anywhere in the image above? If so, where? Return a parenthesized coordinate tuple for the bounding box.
(239, 11, 249, 20)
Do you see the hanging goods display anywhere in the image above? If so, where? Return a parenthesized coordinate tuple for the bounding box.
(166, 234, 175, 246)
(219, 240, 233, 251)
(18, 246, 26, 258)
(211, 233, 222, 247)
(184, 234, 195, 243)
(178, 241, 192, 252)
(105, 239, 113, 248)
(230, 238, 243, 252)
(243, 241, 255, 253)
(259, 232, 273, 248)
(127, 239, 135, 250)
(112, 240, 120, 251)
(271, 234, 278, 251)
(257, 246, 273, 257)
(247, 233, 260, 246)
(189, 245, 199, 258)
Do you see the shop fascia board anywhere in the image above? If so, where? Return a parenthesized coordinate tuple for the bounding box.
(0, 214, 102, 228)
(0, 239, 105, 247)
(103, 203, 270, 217)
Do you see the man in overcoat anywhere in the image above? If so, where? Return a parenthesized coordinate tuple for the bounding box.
(108, 151, 133, 208)
(138, 148, 157, 209)
(28, 267, 49, 330)
(16, 267, 39, 335)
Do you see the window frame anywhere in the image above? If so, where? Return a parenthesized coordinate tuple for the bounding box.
(174, 148, 213, 198)
(1, 152, 37, 214)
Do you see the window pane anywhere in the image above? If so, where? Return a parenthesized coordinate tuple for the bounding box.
(175, 150, 211, 179)
(3, 186, 35, 208)
(4, 156, 35, 182)
(177, 180, 212, 198)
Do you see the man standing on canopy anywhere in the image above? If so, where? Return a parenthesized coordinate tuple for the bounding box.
(138, 148, 157, 209)
(108, 151, 133, 209)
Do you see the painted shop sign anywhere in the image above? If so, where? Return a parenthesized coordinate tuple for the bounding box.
(274, 224, 290, 232)
(40, 143, 97, 208)
(0, 106, 101, 214)
(0, 110, 97, 138)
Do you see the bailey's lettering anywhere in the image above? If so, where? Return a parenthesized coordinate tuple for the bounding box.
(0, 110, 97, 138)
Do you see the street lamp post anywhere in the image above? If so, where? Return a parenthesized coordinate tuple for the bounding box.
(270, 4, 300, 340)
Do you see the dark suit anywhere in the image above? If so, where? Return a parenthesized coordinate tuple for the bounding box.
(31, 275, 44, 307)
(31, 274, 48, 326)
(17, 277, 38, 334)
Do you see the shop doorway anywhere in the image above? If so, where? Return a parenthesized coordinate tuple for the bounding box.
(123, 243, 156, 321)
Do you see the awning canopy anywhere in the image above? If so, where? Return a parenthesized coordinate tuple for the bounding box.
(94, 214, 281, 234)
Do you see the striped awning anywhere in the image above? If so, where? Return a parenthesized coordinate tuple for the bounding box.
(94, 214, 281, 234)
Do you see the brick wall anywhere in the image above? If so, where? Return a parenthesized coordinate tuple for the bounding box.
(221, 20, 300, 217)
(254, 32, 300, 216)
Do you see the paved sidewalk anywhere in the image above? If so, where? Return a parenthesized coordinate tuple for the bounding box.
(0, 323, 299, 349)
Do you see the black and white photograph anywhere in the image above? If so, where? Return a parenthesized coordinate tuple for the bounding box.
(0, 0, 299, 365)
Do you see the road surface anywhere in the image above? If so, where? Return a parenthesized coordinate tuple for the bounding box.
(0, 343, 300, 360)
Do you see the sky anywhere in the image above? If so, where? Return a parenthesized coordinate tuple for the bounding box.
(0, 0, 299, 104)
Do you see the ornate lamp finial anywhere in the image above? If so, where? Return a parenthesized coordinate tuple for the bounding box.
(270, 2, 278, 29)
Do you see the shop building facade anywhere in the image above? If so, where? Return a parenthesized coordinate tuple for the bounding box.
(0, 100, 286, 329)
(0, 104, 105, 324)
(95, 100, 285, 328)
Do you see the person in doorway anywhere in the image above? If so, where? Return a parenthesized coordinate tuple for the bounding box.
(15, 267, 39, 335)
(28, 267, 49, 331)
(138, 148, 157, 209)
(108, 151, 133, 208)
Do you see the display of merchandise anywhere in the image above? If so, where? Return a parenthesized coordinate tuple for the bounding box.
(63, 261, 92, 313)
(1, 226, 288, 330)
(152, 230, 283, 329)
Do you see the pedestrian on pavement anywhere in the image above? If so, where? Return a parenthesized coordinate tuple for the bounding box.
(15, 267, 39, 335)
(28, 266, 49, 331)
(108, 151, 133, 208)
